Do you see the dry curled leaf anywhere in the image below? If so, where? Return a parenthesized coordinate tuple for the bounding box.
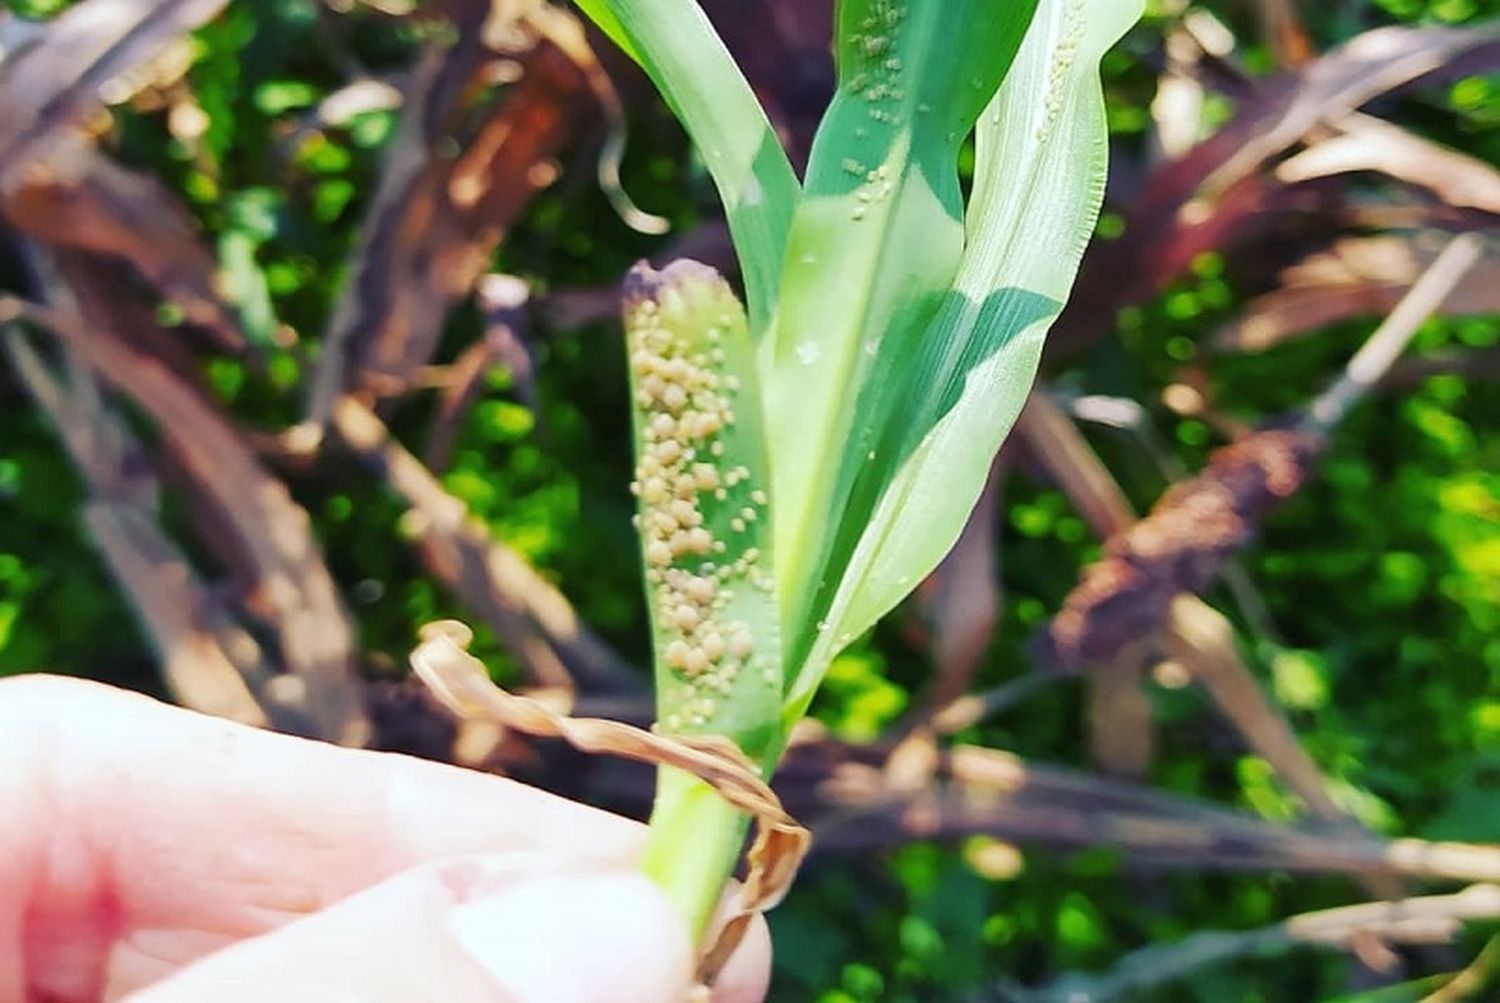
(409, 620, 810, 986)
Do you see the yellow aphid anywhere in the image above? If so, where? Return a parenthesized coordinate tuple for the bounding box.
(650, 413, 677, 439)
(684, 576, 717, 605)
(669, 499, 701, 527)
(683, 646, 710, 676)
(692, 464, 720, 491)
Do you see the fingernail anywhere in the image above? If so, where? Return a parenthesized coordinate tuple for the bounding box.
(447, 870, 691, 1003)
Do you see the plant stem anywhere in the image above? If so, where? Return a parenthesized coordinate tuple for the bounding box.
(640, 764, 751, 942)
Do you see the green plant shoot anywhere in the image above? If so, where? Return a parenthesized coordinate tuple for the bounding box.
(586, 0, 1144, 941)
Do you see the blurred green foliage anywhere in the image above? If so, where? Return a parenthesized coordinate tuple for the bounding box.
(1, 1, 1498, 1000)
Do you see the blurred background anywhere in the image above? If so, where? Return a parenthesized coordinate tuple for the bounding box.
(1, 0, 1498, 999)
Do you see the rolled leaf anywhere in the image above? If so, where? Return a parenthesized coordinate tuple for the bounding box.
(785, 0, 1144, 711)
(761, 0, 1038, 687)
(623, 260, 783, 761)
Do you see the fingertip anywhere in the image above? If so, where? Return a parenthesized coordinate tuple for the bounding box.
(448, 866, 694, 1003)
(125, 856, 698, 1003)
(711, 915, 772, 1003)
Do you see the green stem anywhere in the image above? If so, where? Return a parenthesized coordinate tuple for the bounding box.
(640, 764, 752, 942)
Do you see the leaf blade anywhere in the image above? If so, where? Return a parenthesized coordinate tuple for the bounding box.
(786, 0, 1144, 709)
(764, 0, 1039, 674)
(576, 0, 799, 334)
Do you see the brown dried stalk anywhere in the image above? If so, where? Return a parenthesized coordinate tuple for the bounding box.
(1001, 885, 1500, 1002)
(1303, 232, 1487, 435)
(332, 396, 642, 693)
(797, 740, 1500, 887)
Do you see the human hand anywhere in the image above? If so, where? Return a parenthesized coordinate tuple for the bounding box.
(0, 675, 770, 1002)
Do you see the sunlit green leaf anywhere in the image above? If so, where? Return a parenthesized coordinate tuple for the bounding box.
(780, 0, 1141, 710)
(764, 1, 1038, 673)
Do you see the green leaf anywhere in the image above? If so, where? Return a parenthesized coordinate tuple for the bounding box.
(782, 0, 1143, 710)
(761, 0, 1038, 688)
(571, 1, 640, 62)
(622, 260, 783, 762)
(573, 0, 799, 335)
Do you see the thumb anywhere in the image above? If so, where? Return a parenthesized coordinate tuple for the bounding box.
(125, 854, 694, 1003)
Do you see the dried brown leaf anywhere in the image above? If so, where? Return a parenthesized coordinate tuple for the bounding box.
(1278, 114, 1500, 215)
(2, 136, 247, 354)
(1218, 235, 1500, 353)
(410, 621, 809, 986)
(1052, 23, 1500, 361)
(307, 11, 590, 428)
(3, 327, 270, 726)
(0, 0, 228, 167)
(12, 296, 370, 745)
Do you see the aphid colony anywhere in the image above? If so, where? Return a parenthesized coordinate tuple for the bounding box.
(624, 265, 773, 731)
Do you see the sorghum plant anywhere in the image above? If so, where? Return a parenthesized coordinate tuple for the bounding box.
(577, 0, 1142, 940)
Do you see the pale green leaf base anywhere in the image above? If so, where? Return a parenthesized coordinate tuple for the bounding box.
(640, 765, 751, 941)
